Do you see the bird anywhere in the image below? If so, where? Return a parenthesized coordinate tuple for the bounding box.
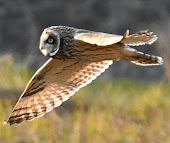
(5, 26, 163, 125)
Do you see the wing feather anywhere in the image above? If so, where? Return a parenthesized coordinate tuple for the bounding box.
(74, 32, 123, 46)
(5, 58, 113, 125)
(121, 30, 158, 46)
(74, 30, 157, 46)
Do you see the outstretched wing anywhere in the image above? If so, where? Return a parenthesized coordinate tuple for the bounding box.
(5, 58, 112, 125)
(121, 30, 158, 46)
(74, 30, 157, 46)
(74, 31, 124, 46)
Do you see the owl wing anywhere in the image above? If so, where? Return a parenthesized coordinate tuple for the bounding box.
(5, 58, 113, 125)
(74, 31, 126, 46)
(120, 30, 158, 46)
(74, 30, 157, 46)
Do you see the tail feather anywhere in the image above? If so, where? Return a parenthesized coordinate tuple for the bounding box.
(121, 46, 163, 66)
(121, 30, 158, 46)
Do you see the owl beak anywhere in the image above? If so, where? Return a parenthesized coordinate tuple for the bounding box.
(40, 47, 49, 56)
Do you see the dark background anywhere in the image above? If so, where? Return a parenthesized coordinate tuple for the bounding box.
(0, 0, 169, 81)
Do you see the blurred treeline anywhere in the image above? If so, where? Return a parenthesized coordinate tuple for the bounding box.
(0, 0, 169, 80)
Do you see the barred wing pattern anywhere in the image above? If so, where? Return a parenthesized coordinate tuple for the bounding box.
(5, 58, 113, 125)
(121, 30, 158, 46)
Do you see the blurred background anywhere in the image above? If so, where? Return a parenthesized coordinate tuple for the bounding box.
(0, 0, 169, 143)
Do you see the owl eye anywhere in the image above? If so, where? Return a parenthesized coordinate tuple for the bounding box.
(47, 37, 55, 44)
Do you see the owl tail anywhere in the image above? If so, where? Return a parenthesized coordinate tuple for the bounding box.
(121, 46, 163, 66)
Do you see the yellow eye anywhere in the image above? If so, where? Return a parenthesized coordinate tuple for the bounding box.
(47, 37, 54, 44)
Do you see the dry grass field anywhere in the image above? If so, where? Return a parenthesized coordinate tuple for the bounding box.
(0, 58, 169, 143)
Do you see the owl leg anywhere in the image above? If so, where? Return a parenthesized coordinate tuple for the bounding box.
(121, 46, 163, 66)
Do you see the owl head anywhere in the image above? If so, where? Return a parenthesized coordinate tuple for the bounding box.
(39, 27, 60, 57)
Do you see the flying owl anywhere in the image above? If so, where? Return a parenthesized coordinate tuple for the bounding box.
(5, 26, 163, 125)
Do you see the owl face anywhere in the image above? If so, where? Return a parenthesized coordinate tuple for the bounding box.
(39, 27, 60, 57)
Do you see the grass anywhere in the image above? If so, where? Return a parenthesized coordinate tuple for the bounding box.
(0, 56, 34, 90)
(0, 57, 169, 143)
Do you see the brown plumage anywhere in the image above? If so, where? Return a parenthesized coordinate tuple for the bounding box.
(5, 26, 163, 125)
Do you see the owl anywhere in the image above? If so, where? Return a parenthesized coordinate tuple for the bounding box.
(5, 26, 163, 125)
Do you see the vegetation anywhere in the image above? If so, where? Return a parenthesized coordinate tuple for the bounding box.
(0, 56, 34, 90)
(0, 58, 169, 143)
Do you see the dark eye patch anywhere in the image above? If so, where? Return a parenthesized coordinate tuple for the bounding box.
(46, 36, 56, 44)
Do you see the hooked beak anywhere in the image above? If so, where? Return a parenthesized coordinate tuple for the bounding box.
(40, 45, 49, 56)
(41, 48, 49, 56)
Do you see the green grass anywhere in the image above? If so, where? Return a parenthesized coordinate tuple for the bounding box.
(0, 58, 169, 143)
(0, 56, 34, 90)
